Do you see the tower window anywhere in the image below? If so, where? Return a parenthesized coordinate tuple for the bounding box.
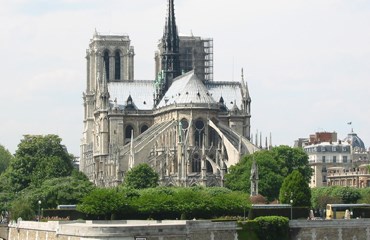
(115, 50, 121, 80)
(125, 125, 134, 144)
(141, 125, 149, 133)
(103, 51, 110, 81)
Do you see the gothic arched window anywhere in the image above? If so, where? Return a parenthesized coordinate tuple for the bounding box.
(192, 153, 201, 173)
(180, 118, 189, 142)
(103, 50, 110, 81)
(206, 161, 213, 173)
(194, 119, 205, 147)
(114, 50, 121, 80)
(125, 125, 134, 144)
(141, 124, 149, 134)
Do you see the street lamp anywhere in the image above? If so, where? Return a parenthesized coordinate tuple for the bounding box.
(38, 200, 41, 222)
(290, 199, 293, 220)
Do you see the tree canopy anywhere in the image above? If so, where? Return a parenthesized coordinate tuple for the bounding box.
(124, 163, 159, 189)
(78, 188, 124, 219)
(0, 144, 13, 174)
(225, 146, 312, 201)
(20, 171, 95, 210)
(279, 170, 311, 207)
(311, 186, 361, 209)
(78, 186, 250, 220)
(4, 135, 74, 192)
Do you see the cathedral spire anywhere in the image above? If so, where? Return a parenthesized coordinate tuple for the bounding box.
(161, 0, 181, 93)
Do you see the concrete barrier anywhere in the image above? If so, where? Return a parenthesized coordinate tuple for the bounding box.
(8, 220, 239, 240)
(290, 219, 370, 240)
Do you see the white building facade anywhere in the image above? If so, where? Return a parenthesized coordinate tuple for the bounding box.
(304, 130, 369, 188)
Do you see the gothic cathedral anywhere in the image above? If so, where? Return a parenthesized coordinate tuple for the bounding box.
(80, 0, 258, 187)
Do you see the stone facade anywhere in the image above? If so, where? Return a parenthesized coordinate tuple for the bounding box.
(80, 0, 257, 187)
(7, 220, 239, 240)
(303, 131, 369, 188)
(290, 219, 370, 240)
(8, 219, 370, 240)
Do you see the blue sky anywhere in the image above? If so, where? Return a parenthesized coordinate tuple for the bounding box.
(1, 0, 370, 156)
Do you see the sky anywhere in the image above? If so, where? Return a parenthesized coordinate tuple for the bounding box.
(1, 0, 370, 156)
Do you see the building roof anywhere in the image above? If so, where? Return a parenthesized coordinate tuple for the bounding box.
(157, 71, 216, 108)
(108, 81, 154, 110)
(206, 81, 243, 110)
(107, 73, 245, 111)
(343, 130, 366, 150)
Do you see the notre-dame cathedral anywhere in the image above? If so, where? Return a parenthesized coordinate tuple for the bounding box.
(80, 0, 258, 187)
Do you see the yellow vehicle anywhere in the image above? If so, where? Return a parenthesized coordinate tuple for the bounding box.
(326, 204, 370, 219)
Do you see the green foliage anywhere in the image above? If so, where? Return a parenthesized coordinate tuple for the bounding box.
(10, 199, 35, 221)
(78, 188, 124, 219)
(0, 144, 13, 174)
(271, 145, 312, 183)
(254, 216, 289, 240)
(311, 187, 341, 209)
(237, 220, 259, 240)
(225, 146, 312, 202)
(20, 175, 95, 209)
(79, 186, 250, 220)
(311, 186, 361, 209)
(358, 188, 370, 204)
(279, 170, 311, 207)
(331, 186, 361, 204)
(6, 135, 74, 192)
(124, 163, 159, 189)
(0, 191, 15, 212)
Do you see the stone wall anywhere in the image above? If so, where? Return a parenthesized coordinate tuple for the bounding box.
(8, 220, 239, 240)
(290, 219, 370, 240)
(0, 224, 8, 240)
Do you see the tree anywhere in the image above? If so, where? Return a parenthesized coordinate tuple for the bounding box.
(6, 135, 74, 192)
(279, 170, 311, 207)
(271, 146, 312, 183)
(10, 199, 35, 221)
(311, 187, 341, 210)
(0, 144, 13, 174)
(254, 216, 289, 240)
(331, 186, 361, 204)
(78, 188, 124, 219)
(225, 146, 312, 201)
(19, 172, 95, 210)
(124, 163, 159, 189)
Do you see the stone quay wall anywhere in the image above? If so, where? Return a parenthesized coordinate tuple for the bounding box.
(7, 220, 239, 240)
(290, 219, 370, 240)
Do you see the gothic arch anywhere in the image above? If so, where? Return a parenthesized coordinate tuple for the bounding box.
(103, 50, 110, 81)
(191, 152, 201, 173)
(194, 118, 205, 147)
(114, 49, 121, 80)
(140, 124, 149, 134)
(125, 124, 134, 144)
(180, 118, 189, 142)
(206, 161, 213, 173)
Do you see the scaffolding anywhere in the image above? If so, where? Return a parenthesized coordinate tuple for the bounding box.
(203, 38, 213, 82)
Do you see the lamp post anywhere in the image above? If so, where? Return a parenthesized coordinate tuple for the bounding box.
(290, 199, 293, 220)
(38, 200, 41, 222)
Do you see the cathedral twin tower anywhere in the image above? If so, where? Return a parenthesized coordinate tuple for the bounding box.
(80, 0, 256, 187)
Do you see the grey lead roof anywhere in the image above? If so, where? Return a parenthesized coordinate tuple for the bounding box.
(206, 81, 243, 110)
(157, 71, 216, 108)
(108, 81, 154, 110)
(107, 74, 244, 111)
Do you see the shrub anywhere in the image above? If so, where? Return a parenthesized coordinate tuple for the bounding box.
(254, 216, 289, 240)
